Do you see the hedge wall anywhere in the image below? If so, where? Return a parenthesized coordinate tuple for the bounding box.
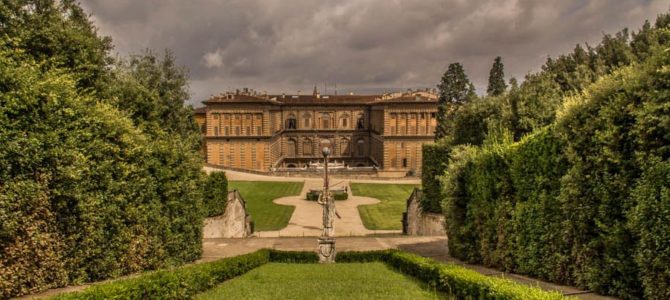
(420, 143, 451, 213)
(440, 49, 670, 299)
(52, 249, 565, 300)
(0, 45, 205, 298)
(203, 172, 228, 217)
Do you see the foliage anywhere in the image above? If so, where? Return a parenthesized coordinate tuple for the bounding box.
(0, 1, 207, 297)
(439, 46, 670, 299)
(487, 56, 507, 96)
(420, 143, 450, 213)
(203, 172, 228, 217)
(227, 181, 303, 231)
(51, 250, 270, 300)
(305, 190, 348, 201)
(268, 249, 318, 263)
(351, 182, 419, 230)
(0, 0, 113, 90)
(383, 250, 566, 300)
(435, 62, 476, 140)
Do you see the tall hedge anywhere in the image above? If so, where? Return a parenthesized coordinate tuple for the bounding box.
(203, 172, 228, 217)
(0, 39, 205, 299)
(440, 47, 670, 299)
(420, 143, 450, 213)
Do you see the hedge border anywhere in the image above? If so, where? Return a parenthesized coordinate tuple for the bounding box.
(50, 249, 566, 300)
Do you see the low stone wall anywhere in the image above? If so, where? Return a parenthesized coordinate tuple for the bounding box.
(403, 188, 446, 236)
(203, 190, 253, 238)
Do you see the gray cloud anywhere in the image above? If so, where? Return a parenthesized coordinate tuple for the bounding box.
(80, 0, 669, 106)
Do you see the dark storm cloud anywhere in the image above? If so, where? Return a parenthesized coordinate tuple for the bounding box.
(80, 0, 668, 105)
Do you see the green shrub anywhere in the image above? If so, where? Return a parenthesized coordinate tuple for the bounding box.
(336, 250, 391, 263)
(421, 143, 450, 213)
(305, 190, 348, 201)
(51, 250, 270, 300)
(384, 251, 565, 300)
(268, 249, 318, 263)
(203, 172, 228, 217)
(439, 47, 670, 299)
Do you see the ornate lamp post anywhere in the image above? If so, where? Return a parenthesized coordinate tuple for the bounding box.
(317, 141, 338, 263)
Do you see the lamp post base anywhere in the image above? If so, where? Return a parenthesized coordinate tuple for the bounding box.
(317, 237, 336, 263)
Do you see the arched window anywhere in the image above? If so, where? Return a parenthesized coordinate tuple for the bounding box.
(356, 138, 365, 157)
(339, 138, 350, 156)
(356, 113, 365, 130)
(302, 113, 312, 128)
(286, 113, 297, 130)
(287, 138, 296, 157)
(303, 138, 313, 156)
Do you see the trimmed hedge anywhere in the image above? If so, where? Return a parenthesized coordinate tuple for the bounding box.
(51, 249, 565, 300)
(440, 48, 670, 299)
(305, 190, 348, 201)
(51, 250, 270, 300)
(421, 143, 450, 213)
(203, 172, 228, 217)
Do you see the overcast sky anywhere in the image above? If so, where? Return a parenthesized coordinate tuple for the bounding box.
(80, 0, 668, 106)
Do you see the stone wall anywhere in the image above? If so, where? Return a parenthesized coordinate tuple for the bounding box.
(403, 188, 446, 236)
(203, 190, 253, 238)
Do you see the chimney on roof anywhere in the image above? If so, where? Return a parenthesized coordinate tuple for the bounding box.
(235, 89, 240, 95)
(313, 85, 318, 96)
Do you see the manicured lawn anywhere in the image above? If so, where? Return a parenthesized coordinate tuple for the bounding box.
(194, 262, 443, 300)
(351, 182, 419, 230)
(228, 181, 303, 231)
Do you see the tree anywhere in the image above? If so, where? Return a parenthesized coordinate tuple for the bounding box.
(487, 56, 507, 96)
(435, 63, 476, 140)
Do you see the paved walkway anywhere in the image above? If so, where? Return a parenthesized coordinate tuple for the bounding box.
(206, 167, 412, 237)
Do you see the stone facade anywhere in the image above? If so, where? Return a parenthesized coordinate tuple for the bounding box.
(196, 88, 438, 176)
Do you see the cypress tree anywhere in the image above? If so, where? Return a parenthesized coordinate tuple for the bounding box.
(487, 56, 507, 96)
(435, 62, 476, 140)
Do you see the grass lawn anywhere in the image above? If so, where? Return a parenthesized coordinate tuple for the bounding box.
(228, 181, 303, 231)
(194, 263, 443, 300)
(351, 182, 419, 230)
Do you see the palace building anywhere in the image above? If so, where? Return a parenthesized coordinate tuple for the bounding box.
(195, 88, 438, 177)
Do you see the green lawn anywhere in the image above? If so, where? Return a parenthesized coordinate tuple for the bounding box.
(228, 181, 303, 231)
(194, 263, 443, 300)
(351, 182, 419, 230)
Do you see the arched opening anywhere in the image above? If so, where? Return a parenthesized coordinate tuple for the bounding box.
(356, 138, 365, 157)
(339, 138, 350, 156)
(303, 138, 313, 156)
(287, 138, 297, 157)
(356, 163, 366, 167)
(287, 163, 297, 168)
(286, 113, 297, 130)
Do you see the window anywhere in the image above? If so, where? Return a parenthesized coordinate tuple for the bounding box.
(214, 127, 219, 136)
(341, 117, 348, 128)
(356, 113, 364, 130)
(235, 114, 241, 120)
(246, 114, 251, 120)
(246, 126, 251, 135)
(303, 113, 312, 128)
(224, 114, 230, 120)
(402, 158, 408, 168)
(339, 138, 349, 156)
(356, 139, 365, 157)
(213, 114, 219, 119)
(287, 139, 296, 157)
(303, 139, 313, 156)
(286, 114, 297, 130)
(321, 113, 331, 129)
(224, 127, 229, 136)
(430, 112, 436, 118)
(235, 127, 240, 135)
(420, 113, 425, 119)
(391, 113, 397, 119)
(256, 126, 262, 135)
